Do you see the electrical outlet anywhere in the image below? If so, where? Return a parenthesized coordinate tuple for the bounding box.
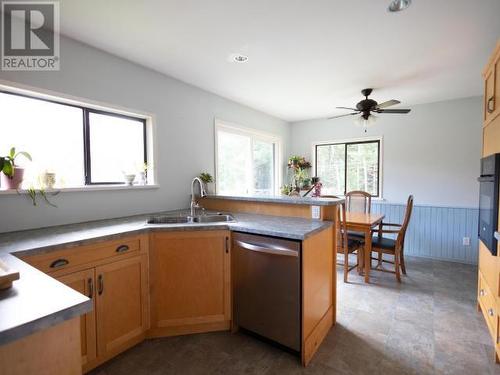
(463, 237, 470, 246)
(311, 206, 320, 219)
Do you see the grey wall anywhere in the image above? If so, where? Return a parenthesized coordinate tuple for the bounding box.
(290, 97, 482, 208)
(0, 36, 290, 233)
(290, 97, 483, 264)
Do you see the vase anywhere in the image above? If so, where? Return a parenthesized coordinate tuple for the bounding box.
(1, 167, 24, 190)
(203, 182, 214, 195)
(43, 172, 56, 189)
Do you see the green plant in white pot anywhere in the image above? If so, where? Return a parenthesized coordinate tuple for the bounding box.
(1, 147, 32, 190)
(199, 172, 214, 194)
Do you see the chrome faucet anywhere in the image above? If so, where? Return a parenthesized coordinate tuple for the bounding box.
(190, 177, 207, 217)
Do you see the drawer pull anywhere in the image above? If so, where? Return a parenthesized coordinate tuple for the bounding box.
(50, 258, 69, 268)
(88, 278, 93, 298)
(487, 97, 495, 114)
(115, 245, 130, 253)
(98, 274, 104, 295)
(488, 308, 495, 317)
(480, 289, 486, 296)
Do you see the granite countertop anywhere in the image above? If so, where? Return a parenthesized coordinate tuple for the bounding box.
(0, 209, 333, 346)
(204, 194, 344, 206)
(0, 254, 91, 346)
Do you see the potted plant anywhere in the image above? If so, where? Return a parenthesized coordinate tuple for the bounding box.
(287, 155, 312, 190)
(1, 147, 32, 190)
(199, 172, 214, 194)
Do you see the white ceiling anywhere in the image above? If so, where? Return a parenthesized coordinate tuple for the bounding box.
(59, 0, 500, 122)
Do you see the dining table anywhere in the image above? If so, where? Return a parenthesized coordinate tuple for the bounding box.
(345, 212, 385, 283)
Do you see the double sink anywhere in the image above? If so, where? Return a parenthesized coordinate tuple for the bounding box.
(147, 213, 235, 225)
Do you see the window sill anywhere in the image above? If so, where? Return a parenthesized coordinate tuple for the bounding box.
(0, 184, 160, 195)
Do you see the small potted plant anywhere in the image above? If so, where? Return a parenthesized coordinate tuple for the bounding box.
(1, 147, 32, 190)
(287, 155, 312, 191)
(199, 172, 214, 194)
(138, 162, 148, 185)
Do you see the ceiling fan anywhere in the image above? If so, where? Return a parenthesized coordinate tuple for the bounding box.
(328, 88, 411, 130)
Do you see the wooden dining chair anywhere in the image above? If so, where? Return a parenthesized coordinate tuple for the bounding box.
(345, 191, 372, 240)
(336, 200, 364, 283)
(370, 195, 414, 282)
(345, 191, 372, 213)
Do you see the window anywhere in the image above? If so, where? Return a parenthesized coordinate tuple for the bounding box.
(315, 138, 381, 197)
(86, 111, 146, 184)
(0, 89, 149, 189)
(215, 121, 281, 196)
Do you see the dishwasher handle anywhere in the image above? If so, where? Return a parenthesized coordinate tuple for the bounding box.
(234, 240, 299, 257)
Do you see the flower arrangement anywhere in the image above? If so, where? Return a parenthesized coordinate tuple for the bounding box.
(287, 155, 312, 190)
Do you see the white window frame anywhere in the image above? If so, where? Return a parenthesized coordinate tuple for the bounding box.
(0, 79, 158, 193)
(214, 119, 282, 196)
(311, 135, 384, 199)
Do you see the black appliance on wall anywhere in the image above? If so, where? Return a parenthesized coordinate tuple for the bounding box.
(478, 153, 500, 255)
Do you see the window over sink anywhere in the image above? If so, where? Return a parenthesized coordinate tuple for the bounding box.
(314, 137, 382, 197)
(215, 120, 281, 196)
(0, 87, 153, 190)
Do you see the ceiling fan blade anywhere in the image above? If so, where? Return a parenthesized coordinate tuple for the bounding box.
(376, 100, 401, 109)
(336, 106, 358, 111)
(327, 112, 359, 120)
(377, 108, 411, 114)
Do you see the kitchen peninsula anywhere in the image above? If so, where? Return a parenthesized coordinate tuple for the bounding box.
(0, 195, 342, 374)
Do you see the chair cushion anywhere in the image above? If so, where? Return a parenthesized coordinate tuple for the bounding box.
(348, 231, 365, 239)
(371, 236, 396, 250)
(347, 238, 362, 248)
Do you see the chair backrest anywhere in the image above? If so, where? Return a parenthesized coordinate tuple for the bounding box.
(397, 195, 414, 249)
(336, 200, 348, 254)
(345, 191, 371, 213)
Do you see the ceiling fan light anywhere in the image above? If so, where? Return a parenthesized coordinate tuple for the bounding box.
(354, 115, 364, 127)
(366, 114, 378, 126)
(388, 0, 411, 12)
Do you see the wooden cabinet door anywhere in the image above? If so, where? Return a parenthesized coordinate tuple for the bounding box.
(495, 60, 500, 121)
(485, 67, 496, 123)
(150, 230, 231, 336)
(57, 268, 97, 366)
(95, 255, 149, 358)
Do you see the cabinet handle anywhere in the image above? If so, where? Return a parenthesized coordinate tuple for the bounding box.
(225, 237, 229, 254)
(488, 308, 494, 317)
(487, 96, 495, 113)
(480, 289, 486, 296)
(88, 278, 93, 298)
(116, 245, 129, 253)
(98, 274, 104, 295)
(50, 258, 69, 268)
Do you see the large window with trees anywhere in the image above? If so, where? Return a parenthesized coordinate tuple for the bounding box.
(315, 138, 381, 197)
(215, 121, 281, 196)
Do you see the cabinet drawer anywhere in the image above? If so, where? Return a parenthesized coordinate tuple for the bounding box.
(23, 236, 143, 274)
(478, 271, 498, 340)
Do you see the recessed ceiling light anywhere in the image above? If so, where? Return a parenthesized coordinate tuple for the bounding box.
(229, 53, 248, 63)
(388, 0, 411, 12)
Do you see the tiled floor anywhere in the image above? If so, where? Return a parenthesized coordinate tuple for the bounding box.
(90, 256, 499, 375)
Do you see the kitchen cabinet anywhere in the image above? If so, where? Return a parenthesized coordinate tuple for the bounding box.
(23, 234, 149, 373)
(57, 268, 97, 367)
(479, 39, 500, 364)
(483, 41, 500, 126)
(0, 317, 81, 375)
(149, 230, 231, 337)
(95, 255, 149, 359)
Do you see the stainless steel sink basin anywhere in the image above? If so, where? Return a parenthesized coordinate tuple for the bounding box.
(192, 214, 234, 223)
(147, 214, 234, 225)
(147, 216, 191, 224)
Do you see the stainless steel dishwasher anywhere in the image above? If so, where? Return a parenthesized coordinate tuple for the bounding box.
(233, 232, 301, 352)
